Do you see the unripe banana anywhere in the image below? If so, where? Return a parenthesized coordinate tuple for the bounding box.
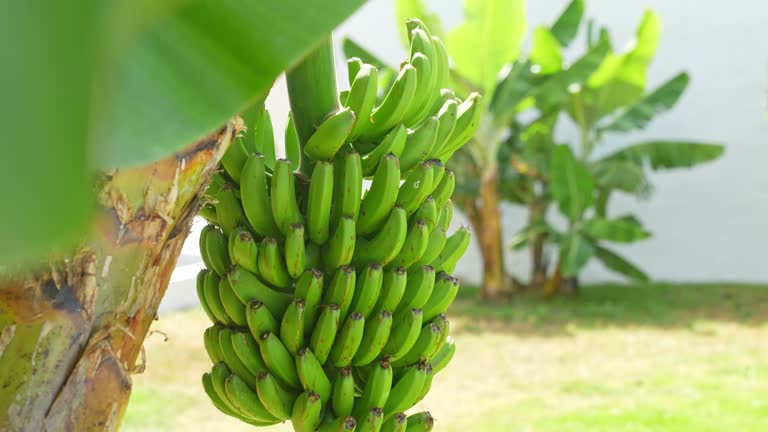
(307, 160, 334, 244)
(421, 272, 460, 322)
(258, 331, 301, 388)
(304, 241, 321, 271)
(403, 29, 438, 126)
(230, 228, 260, 275)
(396, 162, 434, 216)
(430, 36, 451, 101)
(204, 271, 232, 325)
(432, 314, 450, 359)
(197, 269, 218, 323)
(246, 300, 278, 340)
(271, 159, 304, 235)
(352, 310, 392, 366)
(429, 100, 458, 160)
(221, 136, 250, 184)
(382, 308, 423, 361)
(324, 265, 357, 322)
(429, 161, 445, 191)
(209, 362, 243, 415)
(434, 93, 483, 161)
(231, 329, 269, 376)
(370, 267, 407, 317)
(404, 412, 434, 432)
(204, 225, 231, 277)
(310, 304, 341, 365)
(216, 184, 248, 235)
(397, 265, 436, 312)
(324, 216, 357, 272)
(348, 263, 384, 319)
(354, 360, 392, 418)
(402, 53, 433, 127)
(218, 277, 247, 327)
(283, 223, 306, 279)
(431, 170, 455, 211)
(392, 322, 441, 367)
(381, 412, 408, 432)
(292, 391, 323, 432)
(383, 362, 428, 420)
(347, 58, 364, 88)
(229, 266, 291, 317)
(280, 297, 306, 355)
(202, 371, 239, 419)
(353, 206, 408, 267)
(412, 196, 437, 231)
(285, 112, 301, 171)
(430, 226, 470, 274)
(360, 125, 407, 177)
(361, 407, 384, 432)
(304, 108, 357, 161)
(414, 363, 434, 405)
(319, 416, 357, 432)
(218, 327, 259, 384)
(388, 220, 429, 269)
(329, 312, 365, 367)
(295, 347, 332, 403)
(357, 154, 401, 236)
(203, 324, 224, 364)
(361, 64, 418, 138)
(199, 204, 219, 225)
(199, 225, 215, 272)
(241, 154, 280, 237)
(399, 117, 438, 173)
(345, 64, 379, 139)
(294, 269, 324, 333)
(225, 373, 281, 423)
(331, 151, 363, 226)
(331, 366, 356, 418)
(430, 336, 455, 374)
(436, 200, 453, 232)
(205, 172, 227, 201)
(255, 371, 299, 420)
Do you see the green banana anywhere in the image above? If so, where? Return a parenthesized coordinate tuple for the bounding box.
(430, 336, 455, 374)
(271, 159, 304, 235)
(388, 219, 429, 269)
(229, 265, 291, 317)
(246, 300, 278, 340)
(331, 151, 363, 226)
(218, 327, 259, 385)
(310, 304, 341, 365)
(428, 161, 445, 191)
(199, 225, 215, 273)
(305, 241, 321, 271)
(382, 308, 423, 361)
(432, 314, 450, 359)
(354, 360, 392, 418)
(295, 347, 332, 403)
(396, 162, 434, 216)
(352, 310, 392, 366)
(258, 331, 300, 389)
(383, 362, 428, 420)
(404, 412, 434, 432)
(240, 153, 280, 237)
(430, 226, 470, 274)
(324, 216, 357, 272)
(199, 204, 219, 225)
(414, 363, 433, 405)
(205, 172, 227, 201)
(347, 57, 364, 88)
(197, 269, 217, 323)
(255, 371, 299, 420)
(324, 266, 357, 322)
(280, 297, 306, 354)
(230, 228, 260, 274)
(361, 407, 384, 432)
(360, 125, 407, 177)
(292, 391, 323, 432)
(361, 64, 418, 138)
(216, 184, 248, 235)
(413, 231, 446, 274)
(204, 225, 231, 277)
(430, 36, 451, 100)
(257, 237, 290, 288)
(225, 373, 281, 423)
(307, 160, 334, 244)
(331, 366, 355, 418)
(221, 136, 250, 184)
(397, 265, 435, 312)
(295, 269, 324, 333)
(348, 263, 384, 319)
(304, 107, 357, 161)
(218, 277, 247, 327)
(204, 271, 231, 325)
(345, 64, 379, 139)
(370, 267, 407, 317)
(285, 112, 302, 171)
(203, 325, 224, 364)
(431, 170, 455, 211)
(436, 201, 453, 232)
(399, 117, 438, 173)
(429, 100, 458, 159)
(283, 223, 306, 279)
(353, 206, 408, 267)
(421, 272, 460, 322)
(402, 53, 433, 127)
(329, 312, 365, 367)
(357, 154, 401, 236)
(381, 412, 408, 432)
(412, 196, 437, 231)
(434, 93, 483, 161)
(210, 362, 242, 414)
(231, 329, 269, 376)
(319, 416, 357, 432)
(392, 322, 442, 367)
(202, 371, 239, 418)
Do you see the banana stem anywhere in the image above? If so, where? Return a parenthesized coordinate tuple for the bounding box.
(286, 37, 340, 176)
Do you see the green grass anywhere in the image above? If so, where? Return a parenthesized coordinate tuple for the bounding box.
(123, 283, 768, 432)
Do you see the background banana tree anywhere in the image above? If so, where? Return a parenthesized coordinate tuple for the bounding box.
(0, 1, 365, 429)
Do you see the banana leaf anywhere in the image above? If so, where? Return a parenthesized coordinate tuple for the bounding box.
(582, 216, 651, 243)
(600, 72, 689, 133)
(559, 231, 594, 277)
(550, 0, 585, 47)
(599, 141, 725, 170)
(550, 145, 594, 221)
(530, 26, 563, 75)
(591, 159, 650, 195)
(593, 245, 650, 282)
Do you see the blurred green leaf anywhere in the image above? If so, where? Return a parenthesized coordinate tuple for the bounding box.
(550, 0, 585, 47)
(550, 145, 594, 221)
(592, 159, 649, 194)
(447, 0, 527, 96)
(600, 141, 725, 170)
(530, 26, 563, 75)
(559, 231, 594, 277)
(583, 217, 650, 243)
(394, 0, 444, 45)
(594, 245, 650, 282)
(600, 72, 689, 133)
(490, 61, 539, 125)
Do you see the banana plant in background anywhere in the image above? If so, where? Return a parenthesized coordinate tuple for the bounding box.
(197, 19, 478, 430)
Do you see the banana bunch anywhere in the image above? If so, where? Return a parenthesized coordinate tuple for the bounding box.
(197, 19, 476, 432)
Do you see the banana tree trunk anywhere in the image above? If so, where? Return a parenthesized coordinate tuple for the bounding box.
(0, 120, 238, 431)
(529, 196, 549, 289)
(475, 166, 508, 300)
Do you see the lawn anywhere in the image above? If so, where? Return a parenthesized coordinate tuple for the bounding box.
(123, 283, 768, 431)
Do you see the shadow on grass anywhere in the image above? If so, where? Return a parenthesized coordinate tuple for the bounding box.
(449, 282, 768, 337)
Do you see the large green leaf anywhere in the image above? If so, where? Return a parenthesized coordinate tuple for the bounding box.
(530, 26, 563, 75)
(591, 159, 649, 195)
(490, 60, 539, 125)
(550, 0, 584, 47)
(600, 141, 725, 170)
(559, 231, 594, 277)
(600, 72, 689, 133)
(447, 0, 527, 96)
(394, 0, 444, 45)
(594, 245, 650, 282)
(582, 217, 650, 243)
(550, 145, 594, 221)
